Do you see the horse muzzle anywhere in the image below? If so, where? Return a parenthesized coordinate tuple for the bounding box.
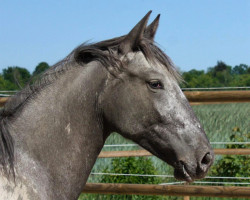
(173, 150, 214, 182)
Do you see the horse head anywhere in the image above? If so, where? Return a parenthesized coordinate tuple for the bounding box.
(74, 11, 214, 182)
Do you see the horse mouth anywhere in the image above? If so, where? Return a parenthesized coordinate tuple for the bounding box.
(174, 164, 193, 182)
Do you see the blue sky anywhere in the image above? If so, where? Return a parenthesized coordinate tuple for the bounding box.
(1, 0, 250, 73)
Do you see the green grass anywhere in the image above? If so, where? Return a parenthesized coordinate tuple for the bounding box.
(81, 103, 250, 199)
(192, 103, 249, 145)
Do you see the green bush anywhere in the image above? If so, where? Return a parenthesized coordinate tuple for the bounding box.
(79, 157, 176, 200)
(209, 130, 250, 184)
(100, 157, 161, 184)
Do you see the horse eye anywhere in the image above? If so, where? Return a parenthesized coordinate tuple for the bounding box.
(148, 81, 164, 89)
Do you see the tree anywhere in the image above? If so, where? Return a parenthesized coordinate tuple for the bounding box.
(0, 75, 16, 90)
(32, 62, 50, 76)
(208, 61, 231, 74)
(232, 64, 249, 75)
(230, 74, 250, 87)
(207, 61, 232, 86)
(181, 69, 221, 88)
(181, 61, 245, 88)
(2, 66, 31, 89)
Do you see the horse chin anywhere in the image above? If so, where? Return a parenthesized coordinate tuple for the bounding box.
(157, 152, 195, 183)
(173, 166, 209, 183)
(173, 166, 194, 183)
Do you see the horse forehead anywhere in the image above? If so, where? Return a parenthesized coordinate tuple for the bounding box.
(125, 52, 151, 68)
(125, 52, 168, 74)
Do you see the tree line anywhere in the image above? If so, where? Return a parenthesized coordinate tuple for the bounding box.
(0, 62, 49, 90)
(0, 61, 249, 91)
(181, 61, 250, 88)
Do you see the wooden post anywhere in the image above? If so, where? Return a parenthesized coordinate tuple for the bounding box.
(184, 196, 190, 200)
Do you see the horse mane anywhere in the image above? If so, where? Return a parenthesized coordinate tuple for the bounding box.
(0, 117, 14, 176)
(0, 36, 181, 174)
(75, 36, 181, 81)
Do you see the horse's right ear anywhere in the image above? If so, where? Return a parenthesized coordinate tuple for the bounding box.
(75, 50, 97, 64)
(144, 14, 160, 41)
(118, 11, 152, 54)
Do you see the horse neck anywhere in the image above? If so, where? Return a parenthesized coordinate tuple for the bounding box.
(9, 62, 108, 198)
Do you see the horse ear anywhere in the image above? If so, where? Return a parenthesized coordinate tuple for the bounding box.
(144, 14, 160, 40)
(119, 11, 152, 54)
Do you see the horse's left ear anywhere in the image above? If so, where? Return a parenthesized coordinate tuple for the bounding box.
(144, 14, 160, 40)
(118, 11, 152, 54)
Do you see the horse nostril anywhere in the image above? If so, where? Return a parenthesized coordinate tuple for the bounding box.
(197, 152, 213, 175)
(201, 152, 212, 165)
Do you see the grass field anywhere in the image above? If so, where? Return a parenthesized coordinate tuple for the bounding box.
(81, 103, 249, 199)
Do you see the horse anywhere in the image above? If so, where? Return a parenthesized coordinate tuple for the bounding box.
(0, 11, 214, 200)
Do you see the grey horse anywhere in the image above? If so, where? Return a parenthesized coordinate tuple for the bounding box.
(0, 11, 213, 200)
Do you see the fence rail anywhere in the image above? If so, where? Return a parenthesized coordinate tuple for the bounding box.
(95, 148, 250, 198)
(185, 90, 250, 104)
(98, 149, 250, 158)
(82, 183, 250, 198)
(0, 90, 250, 107)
